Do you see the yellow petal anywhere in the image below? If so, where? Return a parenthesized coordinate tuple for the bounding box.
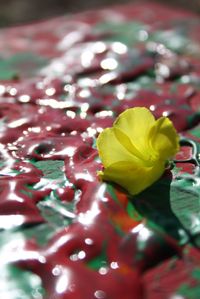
(99, 160, 165, 195)
(114, 107, 155, 158)
(113, 127, 147, 161)
(96, 127, 140, 168)
(149, 116, 180, 160)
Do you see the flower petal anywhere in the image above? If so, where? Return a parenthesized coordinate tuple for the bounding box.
(113, 127, 147, 160)
(99, 160, 165, 195)
(113, 107, 155, 158)
(149, 116, 180, 160)
(96, 127, 140, 168)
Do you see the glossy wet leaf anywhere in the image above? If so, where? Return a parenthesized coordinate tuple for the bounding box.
(37, 191, 75, 227)
(34, 160, 65, 180)
(133, 175, 188, 244)
(170, 177, 200, 235)
(0, 265, 45, 299)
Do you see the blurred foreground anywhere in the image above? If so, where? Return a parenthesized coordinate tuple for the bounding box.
(0, 0, 200, 27)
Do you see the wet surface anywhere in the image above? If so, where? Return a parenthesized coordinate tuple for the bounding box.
(0, 2, 200, 298)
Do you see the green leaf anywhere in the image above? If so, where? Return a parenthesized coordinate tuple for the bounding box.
(170, 176, 200, 235)
(32, 160, 69, 190)
(178, 282, 200, 299)
(133, 176, 188, 244)
(0, 53, 48, 80)
(87, 242, 108, 270)
(34, 160, 65, 180)
(0, 265, 45, 299)
(95, 21, 148, 45)
(189, 125, 200, 139)
(37, 191, 75, 227)
(150, 29, 190, 53)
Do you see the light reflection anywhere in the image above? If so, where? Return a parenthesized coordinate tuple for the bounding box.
(66, 110, 76, 119)
(78, 250, 86, 259)
(85, 238, 93, 245)
(23, 130, 28, 135)
(8, 118, 27, 128)
(116, 84, 126, 100)
(96, 127, 103, 133)
(1, 249, 45, 265)
(47, 234, 72, 255)
(9, 181, 24, 202)
(101, 58, 118, 70)
(131, 223, 145, 234)
(58, 30, 84, 50)
(95, 110, 113, 118)
(156, 44, 167, 55)
(36, 81, 45, 90)
(45, 87, 56, 96)
(181, 75, 190, 83)
(79, 89, 91, 98)
(46, 126, 52, 131)
(156, 63, 170, 78)
(80, 102, 89, 118)
(139, 227, 153, 242)
(0, 215, 25, 229)
(0, 144, 17, 176)
(28, 127, 41, 133)
(18, 94, 31, 103)
(78, 201, 100, 226)
(111, 42, 127, 54)
(9, 87, 17, 96)
(0, 85, 5, 95)
(70, 253, 78, 261)
(70, 250, 86, 261)
(81, 51, 94, 68)
(149, 105, 156, 111)
(70, 130, 77, 136)
(56, 270, 70, 294)
(110, 262, 119, 269)
(131, 223, 153, 243)
(93, 41, 107, 54)
(41, 59, 66, 76)
(94, 290, 106, 299)
(1, 237, 25, 260)
(78, 78, 97, 87)
(63, 84, 75, 94)
(55, 146, 75, 157)
(87, 127, 97, 137)
(52, 266, 62, 276)
(75, 171, 93, 182)
(80, 112, 87, 119)
(1, 264, 43, 299)
(138, 30, 149, 41)
(99, 72, 116, 85)
(32, 288, 43, 299)
(96, 184, 108, 202)
(99, 267, 108, 275)
(162, 111, 170, 117)
(37, 99, 72, 109)
(81, 103, 89, 112)
(190, 215, 200, 232)
(38, 256, 46, 264)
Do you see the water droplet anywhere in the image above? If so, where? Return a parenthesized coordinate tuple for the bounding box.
(94, 290, 106, 299)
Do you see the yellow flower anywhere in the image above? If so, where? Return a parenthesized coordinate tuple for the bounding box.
(97, 107, 179, 195)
